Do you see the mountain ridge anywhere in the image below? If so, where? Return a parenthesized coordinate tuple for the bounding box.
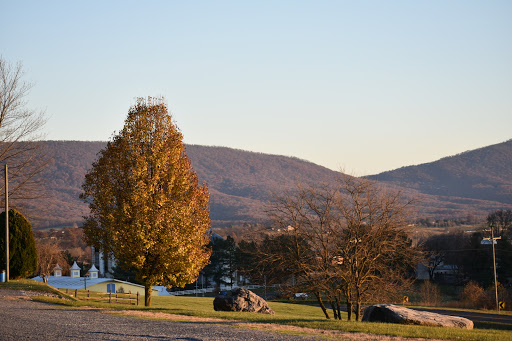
(367, 139, 512, 204)
(16, 140, 512, 229)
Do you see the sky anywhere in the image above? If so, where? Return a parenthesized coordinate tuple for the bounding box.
(1, 1, 511, 175)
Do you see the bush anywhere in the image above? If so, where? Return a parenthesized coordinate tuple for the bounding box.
(483, 283, 511, 310)
(419, 280, 442, 306)
(0, 209, 38, 278)
(459, 281, 486, 309)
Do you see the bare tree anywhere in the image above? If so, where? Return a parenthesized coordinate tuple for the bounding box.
(266, 176, 418, 321)
(0, 57, 47, 203)
(487, 209, 512, 237)
(36, 241, 68, 283)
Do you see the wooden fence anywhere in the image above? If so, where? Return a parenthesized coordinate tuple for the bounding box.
(62, 288, 140, 305)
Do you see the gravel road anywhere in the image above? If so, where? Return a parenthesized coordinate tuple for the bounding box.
(0, 290, 443, 341)
(0, 295, 321, 341)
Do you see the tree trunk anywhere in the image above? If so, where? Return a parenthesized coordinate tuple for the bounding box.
(355, 286, 362, 321)
(356, 299, 362, 321)
(335, 295, 342, 321)
(144, 285, 152, 306)
(328, 298, 339, 320)
(343, 287, 353, 321)
(314, 291, 330, 319)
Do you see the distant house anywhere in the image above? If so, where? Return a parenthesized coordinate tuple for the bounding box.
(32, 261, 157, 296)
(416, 262, 460, 284)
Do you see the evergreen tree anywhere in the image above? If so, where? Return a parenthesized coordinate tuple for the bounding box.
(203, 235, 237, 288)
(0, 209, 38, 278)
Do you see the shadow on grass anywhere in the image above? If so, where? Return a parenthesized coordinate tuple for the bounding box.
(475, 321, 512, 331)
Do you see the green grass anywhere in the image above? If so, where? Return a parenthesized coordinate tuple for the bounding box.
(3, 280, 512, 341)
(0, 279, 74, 299)
(405, 303, 512, 316)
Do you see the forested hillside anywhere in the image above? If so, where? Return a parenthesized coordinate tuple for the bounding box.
(368, 139, 512, 204)
(23, 141, 341, 229)
(16, 140, 512, 230)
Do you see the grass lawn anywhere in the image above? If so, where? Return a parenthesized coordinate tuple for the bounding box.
(0, 279, 71, 296)
(2, 280, 511, 341)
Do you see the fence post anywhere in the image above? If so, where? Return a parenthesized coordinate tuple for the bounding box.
(137, 292, 139, 306)
(109, 292, 112, 304)
(88, 290, 90, 298)
(75, 289, 78, 298)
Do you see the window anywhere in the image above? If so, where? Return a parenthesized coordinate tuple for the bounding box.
(107, 283, 116, 293)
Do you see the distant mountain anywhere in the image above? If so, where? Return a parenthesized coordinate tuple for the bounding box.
(367, 139, 512, 205)
(24, 141, 341, 229)
(19, 140, 512, 230)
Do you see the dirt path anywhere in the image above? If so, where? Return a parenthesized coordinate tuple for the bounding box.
(110, 307, 443, 341)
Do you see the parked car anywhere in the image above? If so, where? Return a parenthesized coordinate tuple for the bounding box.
(294, 293, 308, 299)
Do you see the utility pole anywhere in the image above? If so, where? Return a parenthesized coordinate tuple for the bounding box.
(483, 225, 501, 312)
(4, 164, 8, 282)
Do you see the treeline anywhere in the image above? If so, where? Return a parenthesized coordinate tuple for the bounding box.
(415, 215, 480, 228)
(421, 210, 512, 287)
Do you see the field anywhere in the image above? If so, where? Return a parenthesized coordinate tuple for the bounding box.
(3, 280, 511, 341)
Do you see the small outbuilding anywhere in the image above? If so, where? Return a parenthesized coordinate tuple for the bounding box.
(32, 262, 157, 297)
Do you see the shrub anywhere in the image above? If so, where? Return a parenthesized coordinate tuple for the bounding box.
(483, 283, 511, 310)
(459, 281, 486, 309)
(419, 280, 442, 306)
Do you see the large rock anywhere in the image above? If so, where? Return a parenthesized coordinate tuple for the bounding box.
(363, 304, 473, 329)
(213, 288, 275, 314)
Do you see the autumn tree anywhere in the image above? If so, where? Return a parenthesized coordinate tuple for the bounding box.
(0, 209, 38, 278)
(81, 97, 211, 306)
(0, 57, 48, 203)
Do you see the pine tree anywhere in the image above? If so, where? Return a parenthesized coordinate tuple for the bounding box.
(0, 209, 38, 278)
(81, 97, 211, 306)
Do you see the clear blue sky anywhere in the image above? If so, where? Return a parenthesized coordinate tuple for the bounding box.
(2, 1, 511, 175)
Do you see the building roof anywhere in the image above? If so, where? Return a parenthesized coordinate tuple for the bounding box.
(88, 264, 99, 272)
(70, 261, 81, 270)
(31, 276, 155, 291)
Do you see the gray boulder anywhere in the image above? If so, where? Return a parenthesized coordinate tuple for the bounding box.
(213, 288, 275, 314)
(363, 304, 473, 329)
